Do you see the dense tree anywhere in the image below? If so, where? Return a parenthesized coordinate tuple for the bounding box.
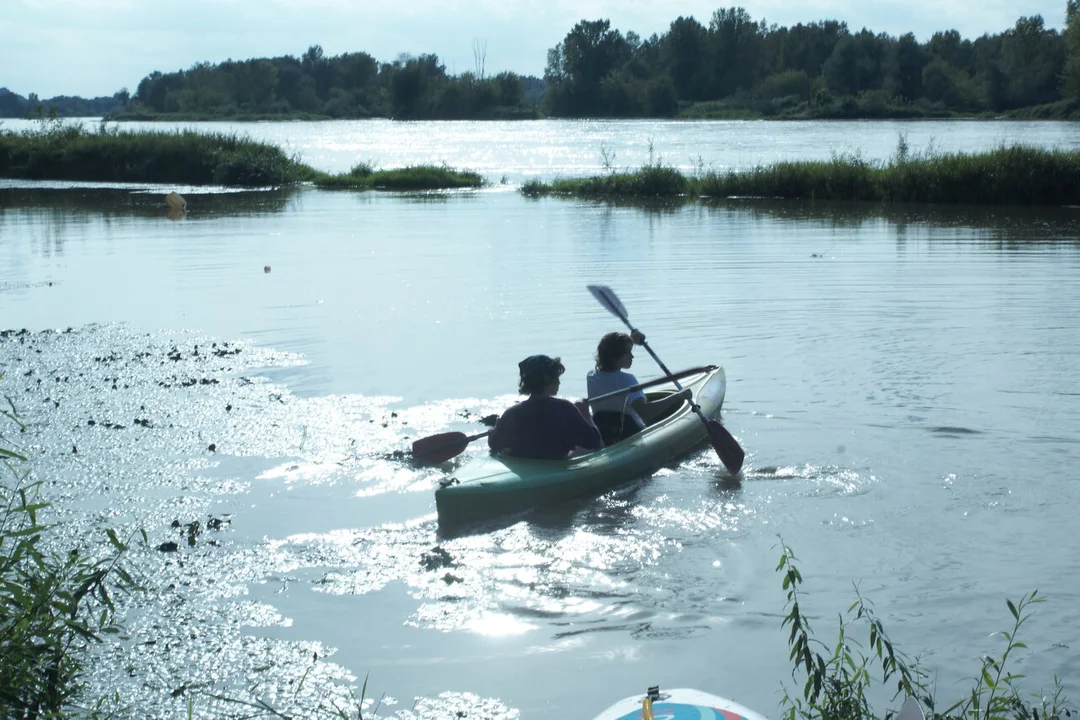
(661, 17, 711, 101)
(544, 20, 634, 115)
(886, 33, 930, 101)
(823, 31, 888, 96)
(707, 7, 765, 96)
(387, 54, 446, 118)
(1064, 0, 1080, 97)
(997, 16, 1065, 107)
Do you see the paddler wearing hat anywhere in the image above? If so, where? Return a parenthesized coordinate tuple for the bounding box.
(487, 354, 604, 460)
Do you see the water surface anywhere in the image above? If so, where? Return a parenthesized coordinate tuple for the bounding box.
(2, 119, 1080, 718)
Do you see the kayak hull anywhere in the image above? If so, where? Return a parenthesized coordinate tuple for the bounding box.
(592, 687, 768, 720)
(435, 366, 726, 529)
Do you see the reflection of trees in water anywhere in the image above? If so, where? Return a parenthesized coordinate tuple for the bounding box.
(0, 187, 301, 219)
(551, 195, 1080, 245)
(705, 198, 1080, 246)
(0, 187, 304, 257)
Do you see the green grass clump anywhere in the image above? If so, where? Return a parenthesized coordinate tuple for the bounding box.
(313, 164, 483, 190)
(699, 145, 1080, 205)
(0, 121, 484, 191)
(546, 163, 687, 198)
(0, 121, 319, 186)
(522, 140, 1080, 206)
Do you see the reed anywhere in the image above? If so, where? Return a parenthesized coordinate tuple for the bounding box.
(699, 145, 1080, 205)
(521, 141, 1080, 206)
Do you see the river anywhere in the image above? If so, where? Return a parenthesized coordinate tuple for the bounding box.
(1, 118, 1079, 719)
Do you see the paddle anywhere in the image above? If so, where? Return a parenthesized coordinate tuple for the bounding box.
(410, 365, 713, 464)
(587, 284, 745, 474)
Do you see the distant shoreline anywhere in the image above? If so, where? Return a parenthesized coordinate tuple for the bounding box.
(4, 121, 1080, 205)
(97, 100, 1080, 123)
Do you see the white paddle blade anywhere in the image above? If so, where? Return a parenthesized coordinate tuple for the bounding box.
(587, 284, 629, 322)
(897, 696, 925, 720)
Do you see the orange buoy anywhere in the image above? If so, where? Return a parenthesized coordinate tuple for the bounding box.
(165, 192, 187, 211)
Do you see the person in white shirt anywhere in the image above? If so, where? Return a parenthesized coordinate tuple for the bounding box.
(585, 330, 692, 447)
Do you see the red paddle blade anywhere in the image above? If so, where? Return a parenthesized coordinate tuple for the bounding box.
(411, 431, 470, 464)
(706, 420, 745, 475)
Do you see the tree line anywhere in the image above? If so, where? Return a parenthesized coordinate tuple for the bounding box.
(543, 2, 1080, 117)
(4, 3, 1080, 120)
(0, 87, 127, 118)
(117, 44, 544, 119)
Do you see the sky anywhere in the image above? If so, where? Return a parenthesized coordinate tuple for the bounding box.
(0, 0, 1072, 98)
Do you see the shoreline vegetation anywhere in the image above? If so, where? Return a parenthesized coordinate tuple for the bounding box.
(95, 98, 1080, 122)
(0, 122, 483, 190)
(521, 139, 1080, 205)
(4, 121, 1080, 204)
(7, 3, 1080, 123)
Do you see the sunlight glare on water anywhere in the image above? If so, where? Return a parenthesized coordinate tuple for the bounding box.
(2, 119, 1080, 717)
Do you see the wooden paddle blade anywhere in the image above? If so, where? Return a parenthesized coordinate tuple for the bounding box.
(411, 431, 470, 464)
(706, 420, 745, 475)
(587, 284, 629, 322)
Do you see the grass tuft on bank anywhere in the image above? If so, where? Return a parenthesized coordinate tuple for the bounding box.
(522, 140, 1080, 206)
(313, 162, 483, 190)
(0, 121, 484, 190)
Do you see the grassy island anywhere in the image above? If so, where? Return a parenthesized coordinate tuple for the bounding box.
(521, 143, 1080, 206)
(0, 122, 484, 191)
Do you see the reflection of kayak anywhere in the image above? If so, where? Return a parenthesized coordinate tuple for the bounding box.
(592, 686, 768, 720)
(435, 366, 726, 528)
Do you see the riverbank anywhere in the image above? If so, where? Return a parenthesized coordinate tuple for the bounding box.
(79, 98, 1080, 123)
(680, 97, 1080, 121)
(521, 144, 1080, 205)
(0, 122, 484, 190)
(103, 107, 544, 122)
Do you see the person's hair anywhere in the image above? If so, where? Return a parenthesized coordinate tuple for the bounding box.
(595, 332, 632, 372)
(518, 355, 565, 395)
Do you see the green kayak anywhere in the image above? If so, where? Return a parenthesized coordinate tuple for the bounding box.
(435, 366, 727, 528)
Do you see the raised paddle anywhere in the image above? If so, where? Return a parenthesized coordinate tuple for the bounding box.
(410, 365, 713, 464)
(587, 284, 745, 474)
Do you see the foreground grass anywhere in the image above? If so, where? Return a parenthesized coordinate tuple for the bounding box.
(775, 540, 1073, 720)
(0, 121, 483, 190)
(2, 387, 138, 717)
(522, 144, 1080, 206)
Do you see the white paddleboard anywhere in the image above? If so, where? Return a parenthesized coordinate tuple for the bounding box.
(897, 696, 925, 720)
(592, 687, 769, 720)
